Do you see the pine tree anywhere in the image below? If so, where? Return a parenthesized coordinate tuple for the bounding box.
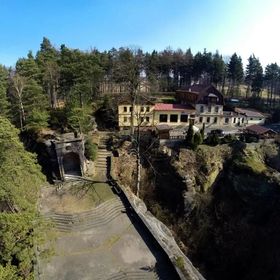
(264, 63, 280, 108)
(36, 37, 60, 108)
(0, 117, 49, 279)
(193, 132, 203, 150)
(227, 53, 244, 96)
(245, 55, 263, 98)
(186, 123, 194, 147)
(0, 65, 9, 117)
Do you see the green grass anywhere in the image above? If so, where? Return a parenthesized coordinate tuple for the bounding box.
(175, 256, 185, 270)
(91, 182, 115, 203)
(70, 182, 115, 207)
(234, 149, 267, 174)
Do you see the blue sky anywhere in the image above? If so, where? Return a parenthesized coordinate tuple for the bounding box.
(0, 0, 279, 67)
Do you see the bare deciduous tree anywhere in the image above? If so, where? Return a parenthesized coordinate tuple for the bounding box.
(10, 74, 27, 130)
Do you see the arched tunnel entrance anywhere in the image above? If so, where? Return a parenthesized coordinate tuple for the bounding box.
(63, 152, 82, 176)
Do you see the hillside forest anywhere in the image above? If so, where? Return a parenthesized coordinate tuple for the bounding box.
(1, 38, 280, 279)
(0, 37, 280, 135)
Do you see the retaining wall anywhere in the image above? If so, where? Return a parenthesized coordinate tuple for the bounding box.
(109, 156, 206, 280)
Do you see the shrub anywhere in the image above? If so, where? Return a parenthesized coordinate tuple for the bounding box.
(85, 138, 97, 161)
(205, 133, 220, 146)
(221, 134, 237, 144)
(186, 123, 194, 147)
(193, 132, 203, 150)
(175, 256, 185, 270)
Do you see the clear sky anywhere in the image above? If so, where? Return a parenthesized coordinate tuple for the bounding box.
(0, 0, 279, 67)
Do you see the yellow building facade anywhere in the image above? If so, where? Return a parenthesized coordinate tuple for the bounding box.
(118, 103, 196, 129)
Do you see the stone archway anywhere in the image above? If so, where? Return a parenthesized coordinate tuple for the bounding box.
(63, 152, 82, 176)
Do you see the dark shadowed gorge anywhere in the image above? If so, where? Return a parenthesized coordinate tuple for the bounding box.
(114, 140, 280, 280)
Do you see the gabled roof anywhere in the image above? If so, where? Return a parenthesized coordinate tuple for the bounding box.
(154, 103, 195, 112)
(176, 84, 224, 105)
(235, 108, 265, 118)
(245, 125, 276, 135)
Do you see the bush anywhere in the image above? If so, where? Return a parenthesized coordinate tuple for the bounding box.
(193, 132, 203, 150)
(221, 134, 237, 144)
(175, 256, 185, 270)
(205, 133, 220, 146)
(85, 138, 97, 161)
(49, 108, 68, 131)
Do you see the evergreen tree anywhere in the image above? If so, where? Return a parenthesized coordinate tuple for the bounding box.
(211, 51, 225, 86)
(245, 55, 263, 98)
(9, 75, 48, 130)
(0, 117, 49, 279)
(186, 123, 194, 146)
(16, 51, 40, 81)
(66, 104, 93, 134)
(227, 53, 244, 96)
(200, 123, 205, 140)
(0, 65, 9, 117)
(264, 63, 280, 108)
(193, 132, 203, 150)
(36, 37, 60, 108)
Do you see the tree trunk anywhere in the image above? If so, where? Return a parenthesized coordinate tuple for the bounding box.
(136, 125, 141, 197)
(130, 94, 136, 136)
(52, 83, 57, 108)
(136, 152, 141, 197)
(18, 95, 25, 130)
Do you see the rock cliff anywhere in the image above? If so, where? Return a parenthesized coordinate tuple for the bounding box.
(114, 140, 280, 280)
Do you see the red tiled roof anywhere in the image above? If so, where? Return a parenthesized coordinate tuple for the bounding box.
(246, 125, 275, 135)
(154, 103, 195, 112)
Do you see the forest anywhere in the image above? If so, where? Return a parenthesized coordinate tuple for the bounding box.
(0, 37, 280, 135)
(1, 37, 280, 279)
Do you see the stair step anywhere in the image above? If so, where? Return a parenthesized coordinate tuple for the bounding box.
(54, 210, 125, 231)
(103, 271, 159, 280)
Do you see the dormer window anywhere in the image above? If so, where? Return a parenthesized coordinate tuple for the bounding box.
(208, 93, 218, 104)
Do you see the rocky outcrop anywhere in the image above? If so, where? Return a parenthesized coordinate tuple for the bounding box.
(114, 139, 280, 280)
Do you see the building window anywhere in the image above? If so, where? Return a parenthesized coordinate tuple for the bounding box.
(208, 106, 211, 113)
(140, 106, 144, 112)
(250, 118, 253, 120)
(214, 117, 217, 123)
(242, 118, 244, 123)
(180, 115, 188, 122)
(129, 107, 132, 112)
(170, 114, 178, 123)
(123, 117, 127, 123)
(146, 117, 150, 122)
(233, 118, 236, 123)
(259, 118, 262, 120)
(123, 106, 127, 112)
(215, 106, 219, 113)
(225, 118, 229, 124)
(146, 106, 150, 112)
(159, 114, 168, 122)
(140, 117, 144, 123)
(200, 105, 204, 113)
(206, 117, 210, 123)
(199, 117, 203, 123)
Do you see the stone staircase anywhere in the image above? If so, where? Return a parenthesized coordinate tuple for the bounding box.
(46, 198, 125, 232)
(98, 270, 160, 280)
(95, 133, 112, 181)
